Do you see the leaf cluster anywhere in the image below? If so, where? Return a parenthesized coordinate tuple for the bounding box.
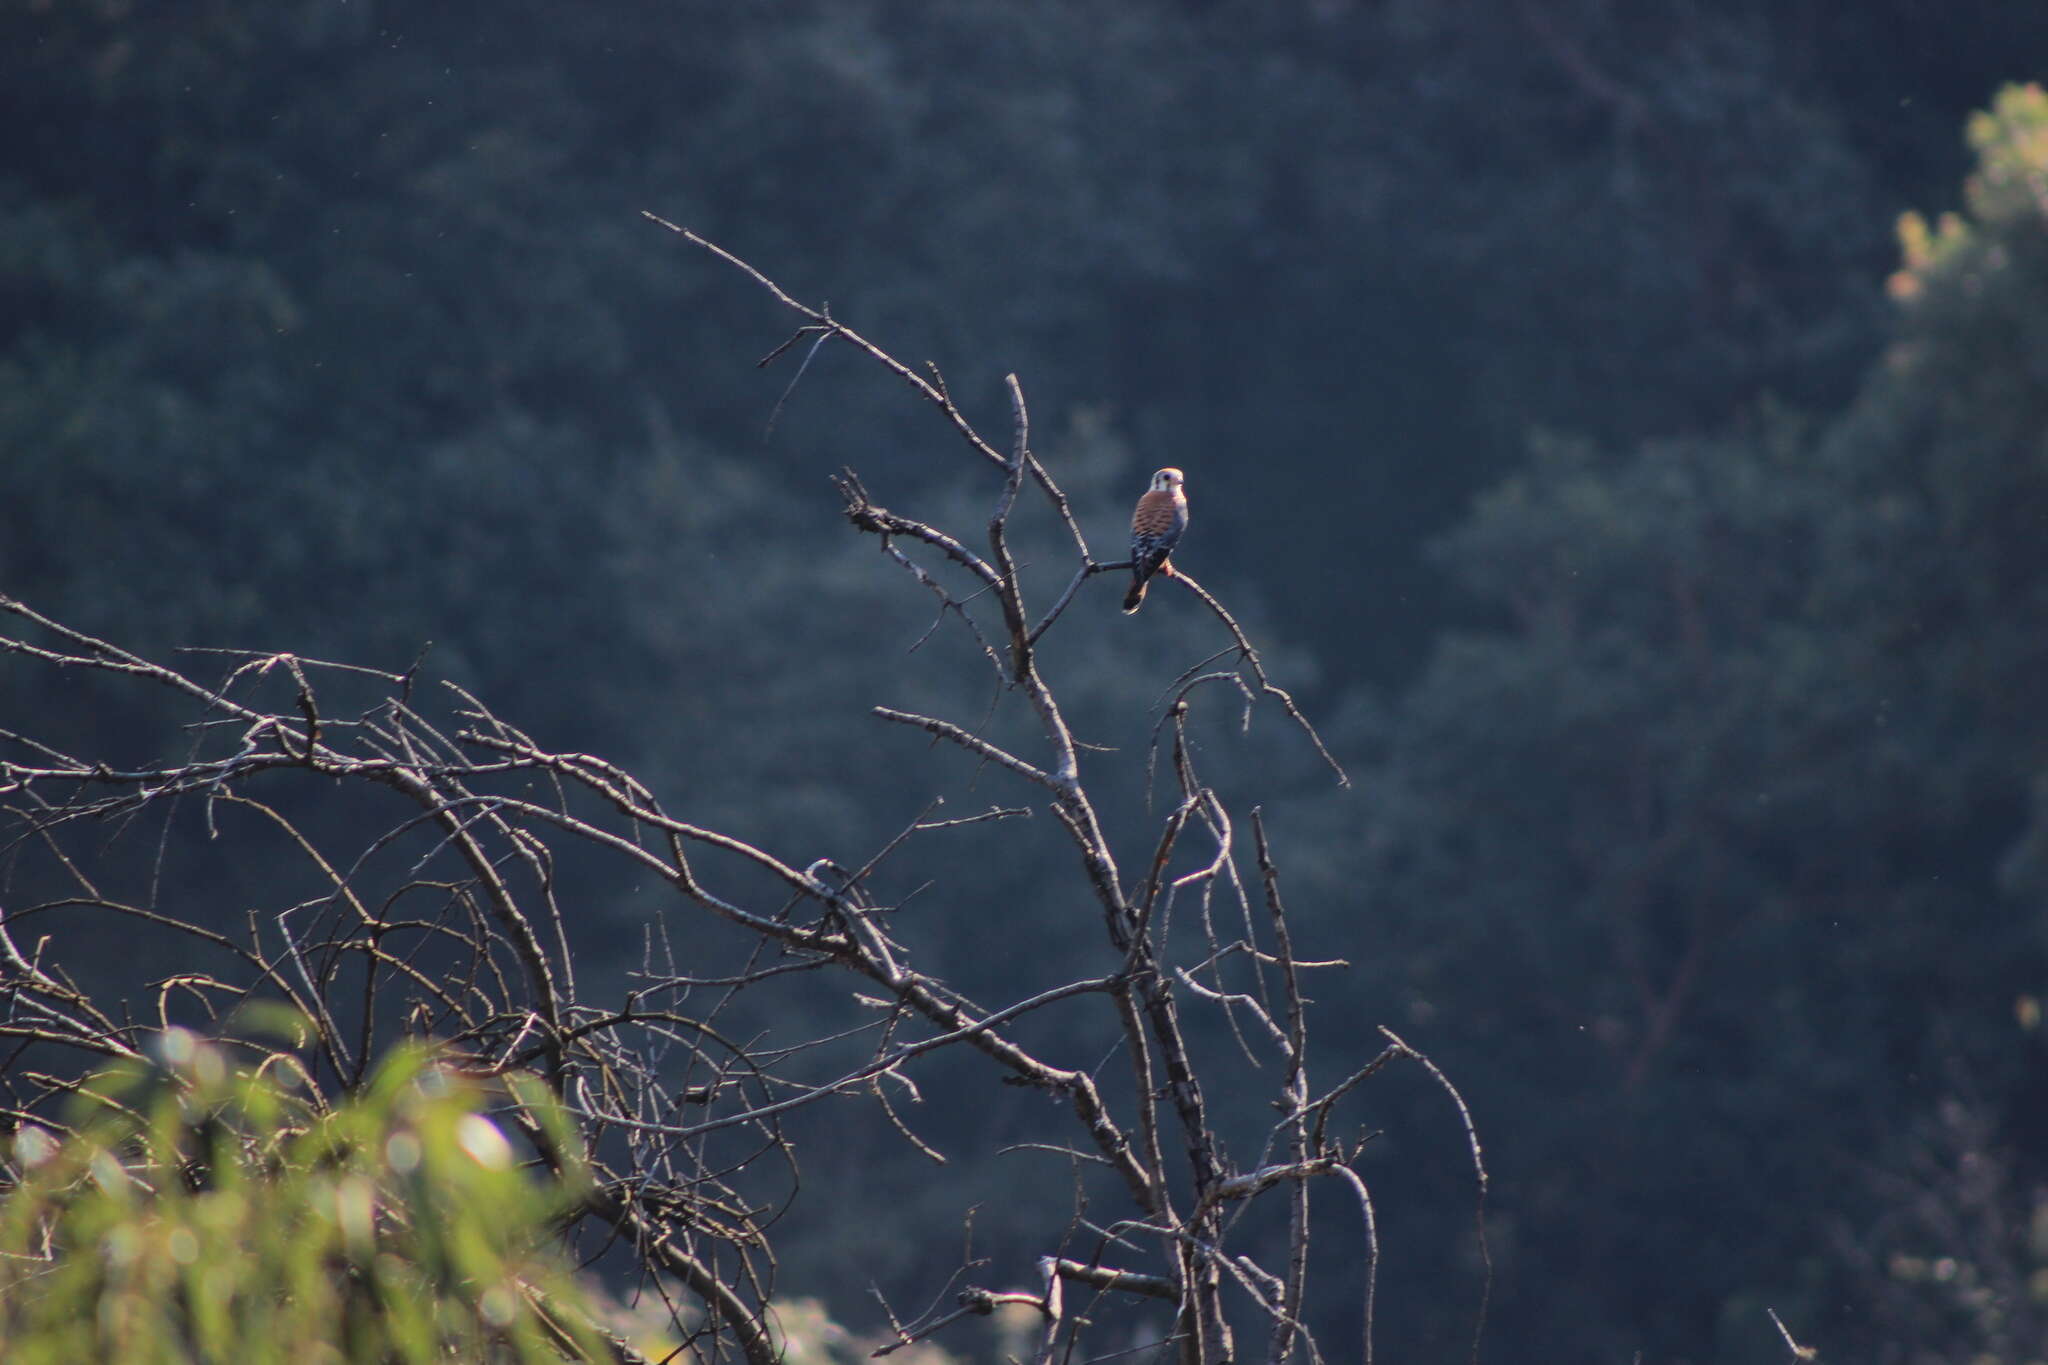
(0, 1025, 607, 1364)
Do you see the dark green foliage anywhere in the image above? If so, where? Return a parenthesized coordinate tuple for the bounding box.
(7, 1, 1992, 686)
(1340, 84, 2048, 1361)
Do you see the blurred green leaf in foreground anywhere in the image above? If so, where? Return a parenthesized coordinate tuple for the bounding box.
(0, 1019, 611, 1364)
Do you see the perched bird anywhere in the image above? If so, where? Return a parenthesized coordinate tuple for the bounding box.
(1123, 467, 1189, 613)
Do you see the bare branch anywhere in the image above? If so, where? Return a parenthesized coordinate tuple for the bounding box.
(0, 223, 1478, 1365)
(1163, 572, 1349, 788)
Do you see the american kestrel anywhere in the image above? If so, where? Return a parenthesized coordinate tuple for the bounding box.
(1123, 467, 1188, 613)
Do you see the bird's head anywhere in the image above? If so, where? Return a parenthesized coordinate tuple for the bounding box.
(1151, 467, 1185, 493)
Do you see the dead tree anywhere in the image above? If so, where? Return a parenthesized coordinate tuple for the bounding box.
(0, 226, 1484, 1364)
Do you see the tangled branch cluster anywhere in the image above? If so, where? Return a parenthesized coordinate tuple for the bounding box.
(0, 228, 1482, 1364)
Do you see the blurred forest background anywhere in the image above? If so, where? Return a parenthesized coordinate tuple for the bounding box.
(6, 1, 2048, 1360)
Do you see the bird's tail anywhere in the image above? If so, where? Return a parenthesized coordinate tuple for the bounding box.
(1122, 578, 1147, 613)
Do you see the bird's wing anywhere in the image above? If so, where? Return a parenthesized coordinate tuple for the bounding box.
(1132, 489, 1183, 539)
